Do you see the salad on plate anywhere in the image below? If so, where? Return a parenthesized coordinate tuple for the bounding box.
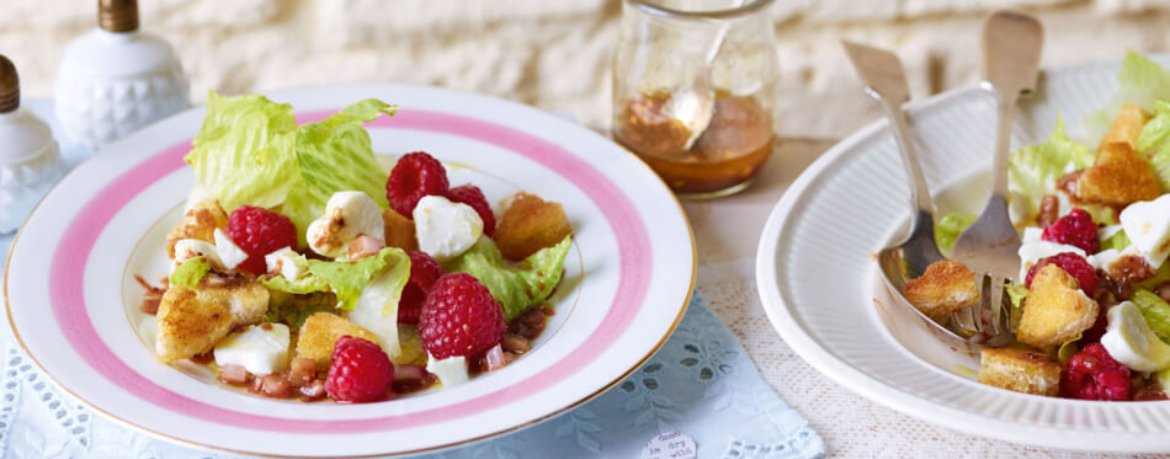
(904, 52, 1170, 401)
(141, 92, 573, 403)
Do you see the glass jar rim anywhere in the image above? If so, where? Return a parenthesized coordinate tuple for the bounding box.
(625, 0, 775, 19)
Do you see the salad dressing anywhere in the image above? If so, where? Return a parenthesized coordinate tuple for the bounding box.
(614, 92, 774, 195)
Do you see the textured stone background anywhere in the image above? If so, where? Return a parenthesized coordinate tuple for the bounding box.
(3, 0, 1170, 139)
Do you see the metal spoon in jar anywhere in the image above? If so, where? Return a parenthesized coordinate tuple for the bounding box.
(667, 0, 748, 150)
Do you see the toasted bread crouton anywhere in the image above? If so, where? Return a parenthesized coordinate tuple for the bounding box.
(977, 347, 1061, 396)
(1075, 142, 1161, 207)
(155, 286, 233, 362)
(902, 260, 980, 321)
(1017, 265, 1099, 350)
(494, 192, 573, 260)
(382, 208, 418, 252)
(199, 273, 270, 324)
(1098, 103, 1152, 152)
(297, 312, 379, 368)
(166, 198, 229, 259)
(154, 273, 270, 362)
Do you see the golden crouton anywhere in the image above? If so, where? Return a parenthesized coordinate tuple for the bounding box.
(1097, 103, 1152, 152)
(494, 192, 573, 260)
(155, 286, 233, 362)
(1016, 265, 1099, 350)
(154, 274, 270, 362)
(296, 312, 380, 368)
(977, 347, 1062, 396)
(1075, 142, 1161, 207)
(902, 260, 981, 321)
(166, 198, 229, 259)
(382, 208, 418, 252)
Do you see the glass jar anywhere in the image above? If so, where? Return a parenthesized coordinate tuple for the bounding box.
(613, 0, 779, 199)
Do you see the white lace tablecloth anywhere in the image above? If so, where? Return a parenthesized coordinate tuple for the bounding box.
(0, 100, 1158, 457)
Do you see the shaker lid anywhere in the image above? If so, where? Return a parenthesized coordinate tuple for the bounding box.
(0, 55, 17, 114)
(99, 0, 139, 33)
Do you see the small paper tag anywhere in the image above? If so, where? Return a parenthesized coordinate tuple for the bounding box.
(640, 431, 697, 459)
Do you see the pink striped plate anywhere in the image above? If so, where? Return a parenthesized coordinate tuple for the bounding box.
(4, 85, 695, 457)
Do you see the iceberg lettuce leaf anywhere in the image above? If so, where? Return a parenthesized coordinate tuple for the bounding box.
(306, 247, 409, 312)
(184, 92, 299, 211)
(279, 100, 397, 243)
(185, 93, 397, 246)
(1087, 51, 1170, 141)
(446, 236, 572, 322)
(1136, 99, 1170, 190)
(170, 257, 210, 289)
(1007, 117, 1094, 226)
(934, 212, 977, 257)
(1132, 290, 1170, 343)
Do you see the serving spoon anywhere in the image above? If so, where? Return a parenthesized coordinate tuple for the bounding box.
(843, 41, 968, 343)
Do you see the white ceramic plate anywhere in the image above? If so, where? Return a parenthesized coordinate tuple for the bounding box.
(4, 85, 695, 457)
(757, 56, 1170, 452)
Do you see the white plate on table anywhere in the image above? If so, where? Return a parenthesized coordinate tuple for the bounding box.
(756, 56, 1170, 452)
(4, 85, 695, 457)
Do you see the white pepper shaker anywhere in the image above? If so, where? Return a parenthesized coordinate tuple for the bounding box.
(55, 0, 189, 152)
(0, 56, 67, 234)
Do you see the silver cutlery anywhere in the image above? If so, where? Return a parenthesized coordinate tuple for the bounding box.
(950, 10, 1043, 345)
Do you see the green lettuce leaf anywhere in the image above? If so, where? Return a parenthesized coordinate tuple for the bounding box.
(1087, 51, 1170, 140)
(306, 247, 410, 311)
(1136, 99, 1170, 190)
(264, 291, 337, 330)
(259, 252, 329, 294)
(446, 236, 572, 322)
(1007, 282, 1028, 332)
(1007, 118, 1095, 226)
(170, 257, 210, 289)
(346, 255, 412, 358)
(934, 212, 976, 256)
(184, 92, 299, 211)
(1132, 290, 1170, 343)
(184, 93, 397, 246)
(278, 100, 397, 243)
(1101, 229, 1133, 252)
(1057, 336, 1081, 365)
(262, 274, 329, 295)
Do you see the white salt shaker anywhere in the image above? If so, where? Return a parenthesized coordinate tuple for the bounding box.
(55, 0, 188, 152)
(0, 56, 66, 234)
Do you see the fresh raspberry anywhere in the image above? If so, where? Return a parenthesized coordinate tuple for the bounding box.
(1041, 209, 1099, 253)
(1025, 252, 1098, 295)
(226, 206, 298, 274)
(398, 251, 445, 325)
(446, 185, 496, 236)
(325, 336, 393, 403)
(419, 273, 506, 359)
(1060, 343, 1131, 401)
(386, 152, 449, 218)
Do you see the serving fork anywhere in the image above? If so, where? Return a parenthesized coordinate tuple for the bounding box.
(950, 11, 1043, 345)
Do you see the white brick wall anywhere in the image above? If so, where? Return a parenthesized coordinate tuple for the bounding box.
(3, 0, 1170, 139)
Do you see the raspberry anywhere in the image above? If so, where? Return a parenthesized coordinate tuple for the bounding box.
(226, 206, 298, 274)
(1041, 209, 1099, 253)
(1060, 343, 1131, 401)
(446, 184, 496, 236)
(386, 152, 449, 218)
(325, 336, 393, 403)
(1025, 252, 1098, 295)
(398, 251, 445, 325)
(419, 273, 506, 360)
(1080, 305, 1110, 344)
